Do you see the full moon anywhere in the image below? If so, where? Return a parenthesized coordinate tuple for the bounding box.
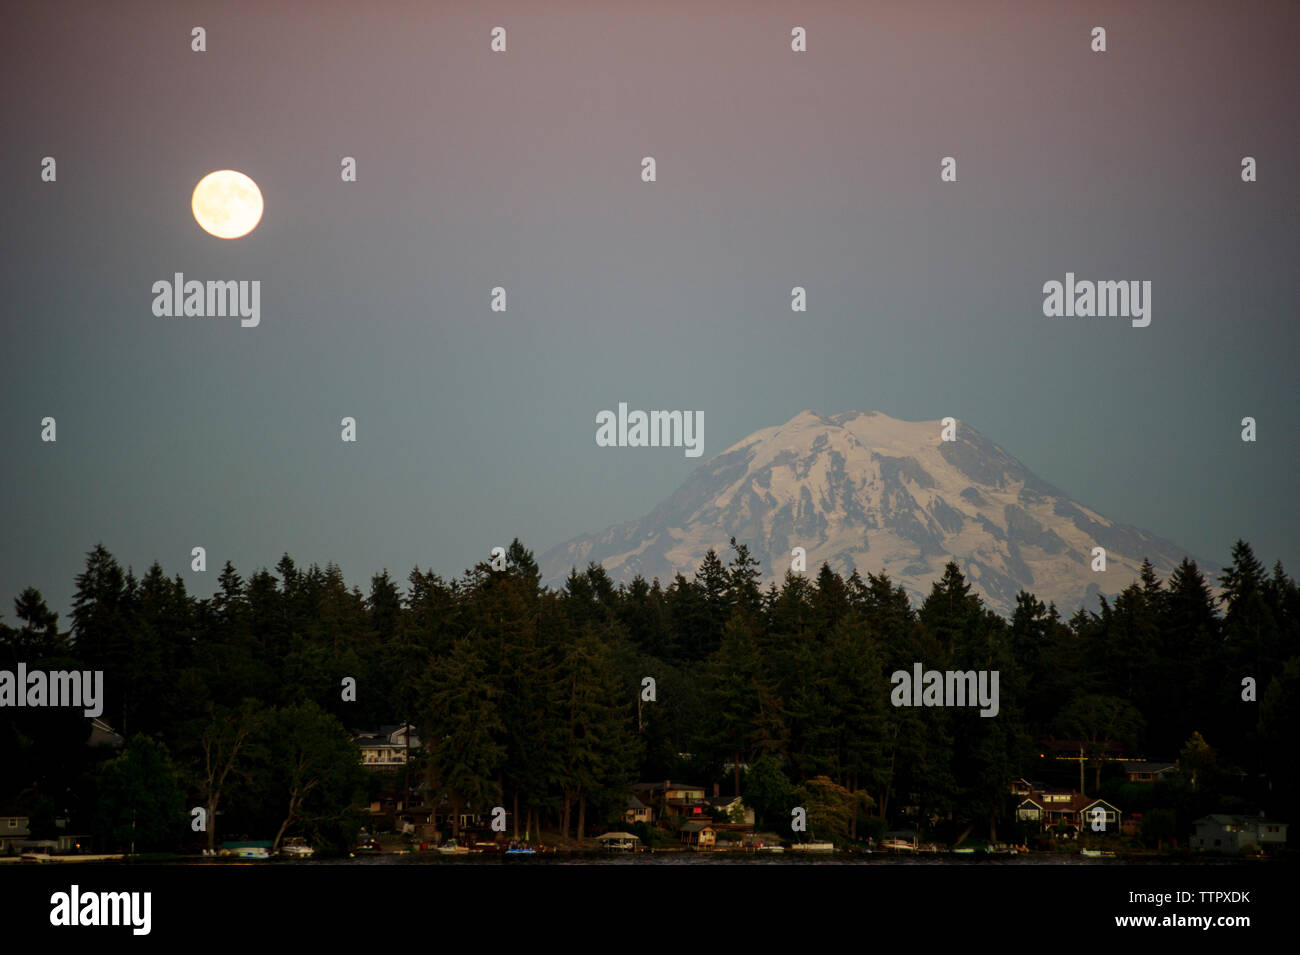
(191, 169, 264, 239)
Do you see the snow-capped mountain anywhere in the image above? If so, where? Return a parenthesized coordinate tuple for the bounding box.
(541, 410, 1213, 618)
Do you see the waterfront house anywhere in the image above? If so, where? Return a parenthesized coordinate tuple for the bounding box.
(623, 795, 654, 826)
(1016, 790, 1121, 832)
(680, 822, 716, 848)
(633, 781, 710, 820)
(0, 813, 30, 855)
(354, 725, 421, 768)
(1190, 814, 1288, 853)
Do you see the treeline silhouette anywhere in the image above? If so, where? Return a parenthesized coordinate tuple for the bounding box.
(1, 538, 1296, 852)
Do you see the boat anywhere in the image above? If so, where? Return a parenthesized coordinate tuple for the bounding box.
(951, 846, 977, 855)
(879, 838, 916, 852)
(1080, 849, 1115, 858)
(221, 840, 273, 860)
(232, 846, 270, 860)
(790, 841, 835, 853)
(505, 844, 536, 855)
(436, 840, 470, 855)
(596, 832, 642, 852)
(280, 838, 314, 859)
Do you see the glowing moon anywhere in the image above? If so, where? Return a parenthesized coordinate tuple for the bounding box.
(191, 169, 264, 239)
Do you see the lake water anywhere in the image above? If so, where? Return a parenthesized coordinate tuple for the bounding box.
(194, 853, 1262, 866)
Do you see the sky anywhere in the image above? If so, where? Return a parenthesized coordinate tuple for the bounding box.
(3, 0, 1297, 620)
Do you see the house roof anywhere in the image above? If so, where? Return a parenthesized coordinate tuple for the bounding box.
(680, 822, 715, 832)
(87, 717, 125, 748)
(1195, 814, 1287, 827)
(353, 726, 420, 748)
(1022, 790, 1121, 816)
(1081, 798, 1120, 812)
(633, 781, 703, 792)
(1126, 762, 1176, 774)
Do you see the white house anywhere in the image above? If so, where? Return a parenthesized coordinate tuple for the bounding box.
(1191, 814, 1288, 853)
(354, 725, 421, 767)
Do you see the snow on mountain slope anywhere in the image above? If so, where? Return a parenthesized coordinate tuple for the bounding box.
(541, 410, 1214, 617)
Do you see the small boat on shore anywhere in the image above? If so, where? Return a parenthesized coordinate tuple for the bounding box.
(221, 841, 273, 860)
(596, 832, 642, 852)
(280, 839, 314, 859)
(232, 846, 270, 860)
(437, 840, 470, 855)
(791, 842, 835, 853)
(1080, 849, 1115, 858)
(879, 838, 916, 852)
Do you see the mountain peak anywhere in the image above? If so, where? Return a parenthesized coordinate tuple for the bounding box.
(543, 411, 1210, 617)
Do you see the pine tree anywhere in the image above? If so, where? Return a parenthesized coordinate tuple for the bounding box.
(695, 549, 730, 659)
(813, 563, 851, 631)
(702, 611, 779, 797)
(558, 625, 639, 839)
(424, 636, 506, 839)
(70, 544, 134, 727)
(727, 538, 764, 618)
(9, 587, 67, 661)
(919, 561, 982, 656)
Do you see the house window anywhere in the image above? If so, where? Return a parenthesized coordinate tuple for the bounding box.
(6, 819, 15, 829)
